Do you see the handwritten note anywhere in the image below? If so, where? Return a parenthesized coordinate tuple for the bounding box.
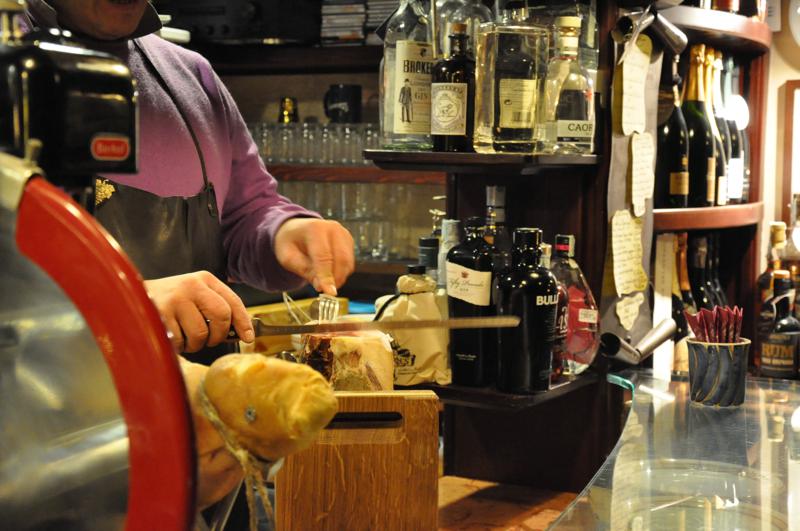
(612, 209, 648, 297)
(621, 34, 652, 136)
(617, 292, 645, 331)
(630, 132, 655, 217)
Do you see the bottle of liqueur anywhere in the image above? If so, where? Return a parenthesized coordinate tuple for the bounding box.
(688, 234, 717, 311)
(381, 0, 434, 150)
(677, 232, 698, 314)
(703, 47, 727, 207)
(484, 185, 512, 272)
(432, 23, 476, 152)
(446, 216, 495, 386)
(495, 228, 559, 393)
(450, 0, 493, 56)
(682, 44, 716, 207)
(707, 232, 728, 307)
(722, 56, 744, 204)
(711, 49, 733, 206)
(655, 54, 689, 208)
(550, 234, 599, 376)
(473, 2, 548, 153)
(761, 271, 800, 380)
(756, 221, 788, 369)
(539, 16, 595, 154)
(278, 96, 299, 123)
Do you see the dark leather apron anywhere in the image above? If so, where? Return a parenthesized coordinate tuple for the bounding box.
(94, 40, 233, 362)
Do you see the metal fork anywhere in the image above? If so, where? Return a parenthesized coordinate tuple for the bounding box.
(317, 294, 340, 322)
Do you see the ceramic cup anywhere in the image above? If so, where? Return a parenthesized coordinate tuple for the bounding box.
(686, 338, 750, 407)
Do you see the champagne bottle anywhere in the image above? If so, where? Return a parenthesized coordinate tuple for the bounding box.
(655, 54, 689, 208)
(722, 56, 744, 204)
(704, 47, 727, 206)
(677, 232, 698, 314)
(682, 44, 716, 207)
(711, 50, 732, 205)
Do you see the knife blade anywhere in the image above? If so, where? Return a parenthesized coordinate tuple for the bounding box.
(227, 315, 520, 340)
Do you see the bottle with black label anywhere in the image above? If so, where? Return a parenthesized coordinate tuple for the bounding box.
(761, 270, 800, 380)
(495, 228, 559, 394)
(682, 44, 716, 207)
(432, 22, 476, 152)
(446, 216, 495, 386)
(655, 54, 689, 208)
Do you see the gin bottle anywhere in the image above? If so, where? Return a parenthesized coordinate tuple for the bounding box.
(431, 23, 476, 152)
(380, 0, 434, 150)
(539, 16, 594, 154)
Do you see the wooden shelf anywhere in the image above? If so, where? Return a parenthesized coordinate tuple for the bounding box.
(269, 164, 445, 184)
(190, 44, 382, 75)
(364, 150, 598, 175)
(653, 201, 763, 231)
(660, 6, 772, 55)
(404, 371, 600, 411)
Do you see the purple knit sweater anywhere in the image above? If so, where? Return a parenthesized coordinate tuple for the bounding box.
(24, 0, 318, 292)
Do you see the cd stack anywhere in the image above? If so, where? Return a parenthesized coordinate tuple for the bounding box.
(321, 0, 367, 46)
(365, 0, 398, 45)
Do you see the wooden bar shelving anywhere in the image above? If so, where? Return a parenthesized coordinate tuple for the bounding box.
(653, 202, 764, 232)
(660, 6, 772, 55)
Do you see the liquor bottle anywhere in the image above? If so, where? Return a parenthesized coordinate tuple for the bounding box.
(446, 216, 495, 386)
(671, 237, 691, 343)
(707, 232, 728, 307)
(450, 0, 493, 56)
(436, 0, 466, 56)
(688, 235, 717, 311)
(728, 60, 751, 202)
(756, 221, 788, 369)
(539, 16, 595, 154)
(722, 56, 744, 204)
(437, 219, 461, 318)
(542, 242, 567, 381)
(655, 54, 689, 209)
(682, 44, 716, 207)
(550, 234, 599, 376)
(484, 185, 512, 271)
(495, 228, 559, 393)
(380, 0, 434, 150)
(473, 2, 548, 153)
(278, 96, 299, 123)
(711, 50, 733, 205)
(419, 236, 440, 282)
(760, 271, 800, 380)
(432, 23, 476, 152)
(677, 232, 698, 313)
(703, 47, 727, 207)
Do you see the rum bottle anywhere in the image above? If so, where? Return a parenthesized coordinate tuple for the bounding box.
(682, 44, 716, 207)
(756, 221, 787, 370)
(655, 54, 689, 208)
(761, 271, 800, 380)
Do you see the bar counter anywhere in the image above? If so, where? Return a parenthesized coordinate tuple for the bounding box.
(548, 371, 800, 530)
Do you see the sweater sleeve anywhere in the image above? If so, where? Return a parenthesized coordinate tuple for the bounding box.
(212, 72, 320, 292)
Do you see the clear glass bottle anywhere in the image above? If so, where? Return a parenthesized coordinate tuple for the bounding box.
(539, 16, 595, 154)
(380, 0, 434, 150)
(549, 234, 599, 375)
(450, 0, 493, 56)
(436, 0, 466, 56)
(473, 2, 548, 153)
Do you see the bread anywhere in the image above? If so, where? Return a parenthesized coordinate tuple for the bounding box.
(203, 354, 338, 461)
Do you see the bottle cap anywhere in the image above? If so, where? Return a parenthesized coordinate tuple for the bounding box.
(555, 234, 575, 257)
(465, 216, 485, 229)
(513, 228, 542, 247)
(771, 222, 787, 246)
(407, 264, 426, 275)
(486, 185, 506, 208)
(450, 22, 467, 34)
(556, 16, 582, 29)
(419, 236, 439, 250)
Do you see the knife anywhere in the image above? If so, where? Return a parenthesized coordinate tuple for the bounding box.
(227, 315, 520, 341)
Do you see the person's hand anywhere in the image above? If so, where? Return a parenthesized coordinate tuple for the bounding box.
(274, 218, 355, 295)
(144, 272, 254, 353)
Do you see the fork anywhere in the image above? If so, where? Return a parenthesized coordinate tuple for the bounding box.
(317, 293, 340, 322)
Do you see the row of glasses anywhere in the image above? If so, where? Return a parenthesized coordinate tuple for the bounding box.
(250, 122, 381, 166)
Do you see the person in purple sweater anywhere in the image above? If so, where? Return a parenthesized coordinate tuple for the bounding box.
(24, 0, 355, 355)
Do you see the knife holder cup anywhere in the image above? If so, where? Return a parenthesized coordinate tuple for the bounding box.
(275, 391, 440, 530)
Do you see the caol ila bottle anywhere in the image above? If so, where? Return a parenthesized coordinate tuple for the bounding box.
(431, 22, 476, 152)
(761, 270, 800, 380)
(655, 54, 689, 208)
(446, 216, 495, 386)
(682, 44, 716, 207)
(495, 228, 559, 394)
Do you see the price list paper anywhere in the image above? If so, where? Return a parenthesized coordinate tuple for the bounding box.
(611, 209, 649, 298)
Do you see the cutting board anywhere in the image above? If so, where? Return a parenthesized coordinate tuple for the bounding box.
(275, 391, 440, 530)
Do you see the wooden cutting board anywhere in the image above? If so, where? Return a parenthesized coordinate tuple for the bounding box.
(275, 391, 439, 530)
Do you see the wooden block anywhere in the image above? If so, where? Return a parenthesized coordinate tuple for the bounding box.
(276, 391, 439, 530)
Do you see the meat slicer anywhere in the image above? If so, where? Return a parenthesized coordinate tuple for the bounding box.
(0, 2, 195, 530)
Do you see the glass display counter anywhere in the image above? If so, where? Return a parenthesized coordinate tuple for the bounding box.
(550, 371, 800, 530)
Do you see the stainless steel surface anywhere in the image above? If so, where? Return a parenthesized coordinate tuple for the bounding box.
(0, 206, 128, 530)
(549, 371, 800, 530)
(601, 318, 677, 365)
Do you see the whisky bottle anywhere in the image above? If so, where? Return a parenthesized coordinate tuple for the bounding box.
(722, 56, 744, 204)
(495, 228, 559, 393)
(655, 54, 689, 209)
(682, 44, 716, 207)
(703, 47, 727, 207)
(549, 234, 599, 376)
(688, 235, 717, 311)
(446, 216, 495, 386)
(677, 232, 698, 314)
(539, 16, 595, 154)
(711, 49, 732, 206)
(432, 23, 476, 152)
(381, 0, 434, 150)
(761, 271, 800, 380)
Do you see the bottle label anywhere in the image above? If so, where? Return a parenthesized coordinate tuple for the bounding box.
(727, 157, 744, 200)
(716, 176, 728, 206)
(431, 83, 468, 136)
(498, 78, 538, 129)
(393, 40, 433, 135)
(706, 157, 716, 203)
(578, 308, 598, 324)
(446, 262, 492, 306)
(761, 332, 800, 376)
(669, 171, 689, 195)
(556, 120, 594, 141)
